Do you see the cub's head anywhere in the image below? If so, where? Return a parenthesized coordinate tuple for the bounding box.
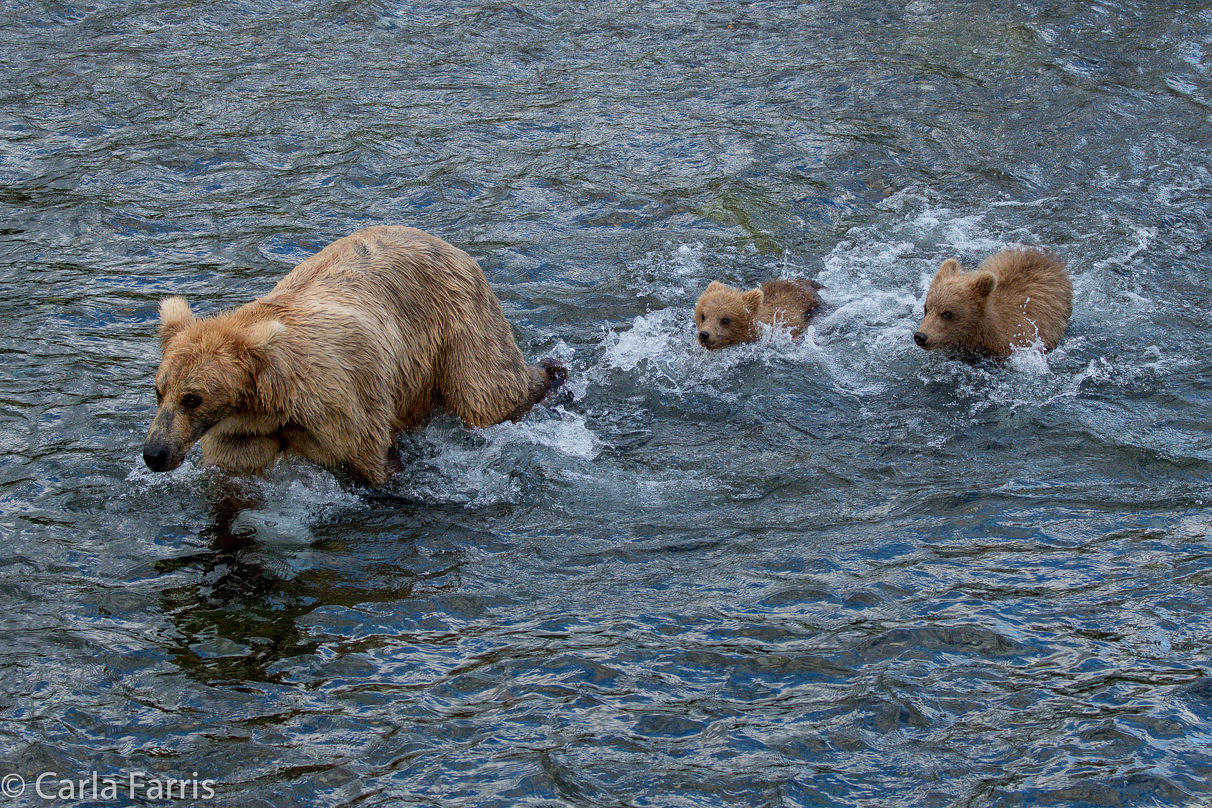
(913, 259, 996, 351)
(142, 296, 284, 472)
(694, 281, 762, 350)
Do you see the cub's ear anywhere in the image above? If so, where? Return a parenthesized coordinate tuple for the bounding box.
(158, 296, 194, 348)
(971, 271, 997, 299)
(705, 281, 728, 293)
(741, 288, 764, 312)
(934, 258, 962, 281)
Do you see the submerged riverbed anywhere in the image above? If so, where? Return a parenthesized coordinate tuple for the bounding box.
(3, 1, 1212, 805)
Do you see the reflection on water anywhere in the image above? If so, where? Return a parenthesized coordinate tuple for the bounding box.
(3, 0, 1212, 806)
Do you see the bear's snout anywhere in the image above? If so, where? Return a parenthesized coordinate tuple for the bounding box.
(142, 406, 191, 473)
(698, 330, 711, 345)
(142, 440, 174, 472)
(913, 331, 930, 348)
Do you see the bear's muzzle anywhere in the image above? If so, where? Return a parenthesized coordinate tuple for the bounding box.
(142, 439, 176, 472)
(142, 407, 190, 472)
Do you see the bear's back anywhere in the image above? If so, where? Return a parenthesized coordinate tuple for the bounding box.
(260, 226, 505, 350)
(270, 226, 482, 300)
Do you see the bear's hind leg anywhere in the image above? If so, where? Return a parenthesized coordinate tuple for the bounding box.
(345, 454, 391, 487)
(437, 322, 567, 427)
(522, 358, 568, 414)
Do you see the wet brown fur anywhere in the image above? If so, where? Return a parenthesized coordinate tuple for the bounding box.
(914, 248, 1073, 357)
(694, 278, 823, 350)
(143, 226, 566, 485)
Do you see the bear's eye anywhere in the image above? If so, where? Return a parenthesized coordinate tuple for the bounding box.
(698, 312, 705, 323)
(720, 317, 731, 326)
(181, 393, 203, 410)
(941, 310, 953, 320)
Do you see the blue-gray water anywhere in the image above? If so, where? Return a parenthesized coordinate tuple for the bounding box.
(3, 1, 1212, 806)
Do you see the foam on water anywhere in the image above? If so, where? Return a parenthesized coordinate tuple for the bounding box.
(623, 239, 709, 302)
(480, 407, 602, 461)
(387, 406, 602, 508)
(600, 308, 688, 375)
(1004, 340, 1054, 376)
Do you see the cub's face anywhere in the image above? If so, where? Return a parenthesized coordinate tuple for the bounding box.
(694, 282, 760, 350)
(913, 260, 995, 351)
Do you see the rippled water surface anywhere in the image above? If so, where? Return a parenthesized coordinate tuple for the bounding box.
(3, 1, 1212, 805)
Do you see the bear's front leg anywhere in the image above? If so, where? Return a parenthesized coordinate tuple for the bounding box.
(199, 432, 284, 476)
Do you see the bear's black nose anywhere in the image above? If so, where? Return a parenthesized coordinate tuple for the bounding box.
(143, 444, 170, 472)
(698, 331, 710, 344)
(913, 331, 928, 347)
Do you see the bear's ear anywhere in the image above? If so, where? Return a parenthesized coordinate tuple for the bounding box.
(158, 296, 194, 347)
(971, 271, 997, 299)
(245, 319, 287, 352)
(705, 281, 728, 293)
(243, 319, 287, 386)
(741, 288, 763, 313)
(934, 258, 962, 281)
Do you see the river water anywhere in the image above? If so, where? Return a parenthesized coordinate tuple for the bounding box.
(3, 1, 1212, 806)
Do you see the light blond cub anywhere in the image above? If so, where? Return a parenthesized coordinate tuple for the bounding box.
(914, 248, 1072, 357)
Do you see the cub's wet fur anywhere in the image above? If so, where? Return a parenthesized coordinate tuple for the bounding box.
(694, 278, 824, 350)
(914, 248, 1072, 357)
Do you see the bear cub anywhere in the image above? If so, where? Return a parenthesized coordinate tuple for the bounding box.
(914, 247, 1072, 357)
(695, 278, 824, 350)
(143, 226, 566, 486)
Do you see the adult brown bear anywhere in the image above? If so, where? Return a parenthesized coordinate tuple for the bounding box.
(143, 226, 566, 485)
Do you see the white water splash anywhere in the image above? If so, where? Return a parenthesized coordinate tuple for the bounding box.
(389, 406, 603, 508)
(480, 408, 602, 461)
